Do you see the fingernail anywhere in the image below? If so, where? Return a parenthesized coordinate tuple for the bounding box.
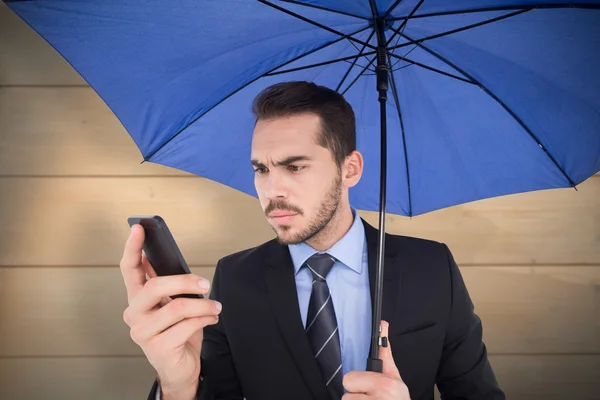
(215, 301, 222, 312)
(198, 279, 210, 289)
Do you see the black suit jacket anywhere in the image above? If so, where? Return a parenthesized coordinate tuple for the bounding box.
(148, 219, 505, 400)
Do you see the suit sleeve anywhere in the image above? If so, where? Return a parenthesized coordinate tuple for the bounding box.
(147, 259, 244, 400)
(435, 244, 506, 400)
(197, 259, 244, 399)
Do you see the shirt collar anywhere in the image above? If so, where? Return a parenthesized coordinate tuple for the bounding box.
(288, 208, 365, 276)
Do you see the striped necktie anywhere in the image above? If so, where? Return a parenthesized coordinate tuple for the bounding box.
(304, 253, 343, 400)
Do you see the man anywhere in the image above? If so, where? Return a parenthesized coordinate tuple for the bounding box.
(120, 81, 505, 400)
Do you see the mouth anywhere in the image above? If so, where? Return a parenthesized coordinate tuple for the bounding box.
(268, 211, 298, 224)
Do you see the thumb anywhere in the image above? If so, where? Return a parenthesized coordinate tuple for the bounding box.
(379, 320, 401, 380)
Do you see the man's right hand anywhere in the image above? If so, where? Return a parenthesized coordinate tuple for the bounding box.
(119, 224, 221, 395)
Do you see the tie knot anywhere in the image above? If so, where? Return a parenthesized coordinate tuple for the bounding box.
(304, 253, 336, 282)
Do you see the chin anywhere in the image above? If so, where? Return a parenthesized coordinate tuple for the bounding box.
(273, 225, 305, 245)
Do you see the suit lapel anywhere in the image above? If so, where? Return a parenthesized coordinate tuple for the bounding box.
(363, 218, 403, 329)
(264, 240, 330, 400)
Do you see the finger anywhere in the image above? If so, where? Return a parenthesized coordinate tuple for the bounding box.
(129, 274, 212, 313)
(141, 251, 157, 279)
(119, 224, 147, 303)
(379, 320, 401, 380)
(140, 253, 169, 309)
(342, 370, 382, 395)
(341, 393, 368, 400)
(158, 314, 219, 347)
(138, 297, 222, 339)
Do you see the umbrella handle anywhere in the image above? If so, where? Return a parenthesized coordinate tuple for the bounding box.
(366, 358, 383, 373)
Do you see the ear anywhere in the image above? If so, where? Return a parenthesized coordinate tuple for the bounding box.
(342, 150, 363, 188)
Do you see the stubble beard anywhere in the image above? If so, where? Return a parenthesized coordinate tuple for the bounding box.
(273, 172, 342, 246)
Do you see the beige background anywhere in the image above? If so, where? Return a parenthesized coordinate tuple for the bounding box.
(1, 4, 599, 399)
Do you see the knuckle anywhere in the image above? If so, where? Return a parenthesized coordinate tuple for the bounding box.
(144, 337, 160, 357)
(400, 382, 410, 396)
(188, 275, 199, 288)
(381, 376, 403, 394)
(118, 257, 128, 271)
(129, 326, 142, 344)
(381, 377, 395, 390)
(169, 298, 188, 316)
(145, 276, 160, 292)
(122, 308, 131, 325)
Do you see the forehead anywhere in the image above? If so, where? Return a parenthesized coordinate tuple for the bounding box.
(251, 113, 321, 157)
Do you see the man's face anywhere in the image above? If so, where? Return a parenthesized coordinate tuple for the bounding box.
(251, 113, 343, 245)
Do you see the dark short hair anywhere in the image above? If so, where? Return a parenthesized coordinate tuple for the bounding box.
(251, 81, 356, 168)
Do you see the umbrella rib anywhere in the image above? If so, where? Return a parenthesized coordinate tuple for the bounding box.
(398, 32, 577, 188)
(387, 14, 415, 69)
(342, 59, 376, 73)
(346, 34, 370, 56)
(390, 44, 418, 69)
(387, 52, 473, 84)
(386, 52, 413, 217)
(280, 0, 370, 20)
(387, 3, 600, 21)
(388, 8, 533, 52)
(385, 9, 533, 83)
(383, 0, 404, 19)
(389, 59, 422, 72)
(385, 0, 425, 47)
(258, 0, 377, 51)
(368, 0, 379, 18)
(341, 54, 377, 95)
(142, 24, 371, 162)
(265, 51, 376, 76)
(336, 29, 377, 92)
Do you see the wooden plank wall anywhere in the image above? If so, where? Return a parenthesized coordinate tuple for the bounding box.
(1, 5, 599, 400)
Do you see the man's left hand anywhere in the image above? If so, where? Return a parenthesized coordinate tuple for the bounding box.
(342, 320, 410, 399)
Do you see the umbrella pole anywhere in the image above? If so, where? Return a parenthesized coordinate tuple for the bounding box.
(366, 17, 390, 374)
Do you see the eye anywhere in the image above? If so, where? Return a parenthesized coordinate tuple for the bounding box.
(254, 167, 268, 174)
(288, 165, 305, 172)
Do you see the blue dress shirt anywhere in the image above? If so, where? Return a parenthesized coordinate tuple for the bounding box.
(288, 209, 372, 386)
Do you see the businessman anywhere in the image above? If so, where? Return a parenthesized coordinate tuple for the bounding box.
(119, 81, 505, 400)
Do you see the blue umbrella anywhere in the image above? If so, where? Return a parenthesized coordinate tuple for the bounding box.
(5, 0, 600, 372)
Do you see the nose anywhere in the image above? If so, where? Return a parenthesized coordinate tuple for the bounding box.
(263, 170, 288, 201)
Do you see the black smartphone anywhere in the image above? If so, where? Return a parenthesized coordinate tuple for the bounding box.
(127, 215, 203, 299)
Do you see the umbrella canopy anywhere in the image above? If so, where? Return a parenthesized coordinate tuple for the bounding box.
(5, 0, 600, 374)
(6, 0, 600, 217)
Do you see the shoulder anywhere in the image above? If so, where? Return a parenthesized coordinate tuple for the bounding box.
(388, 232, 450, 261)
(382, 230, 454, 284)
(361, 216, 450, 265)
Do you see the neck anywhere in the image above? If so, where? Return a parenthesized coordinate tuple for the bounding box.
(305, 201, 354, 252)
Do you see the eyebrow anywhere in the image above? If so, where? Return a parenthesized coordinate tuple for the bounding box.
(251, 155, 312, 168)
